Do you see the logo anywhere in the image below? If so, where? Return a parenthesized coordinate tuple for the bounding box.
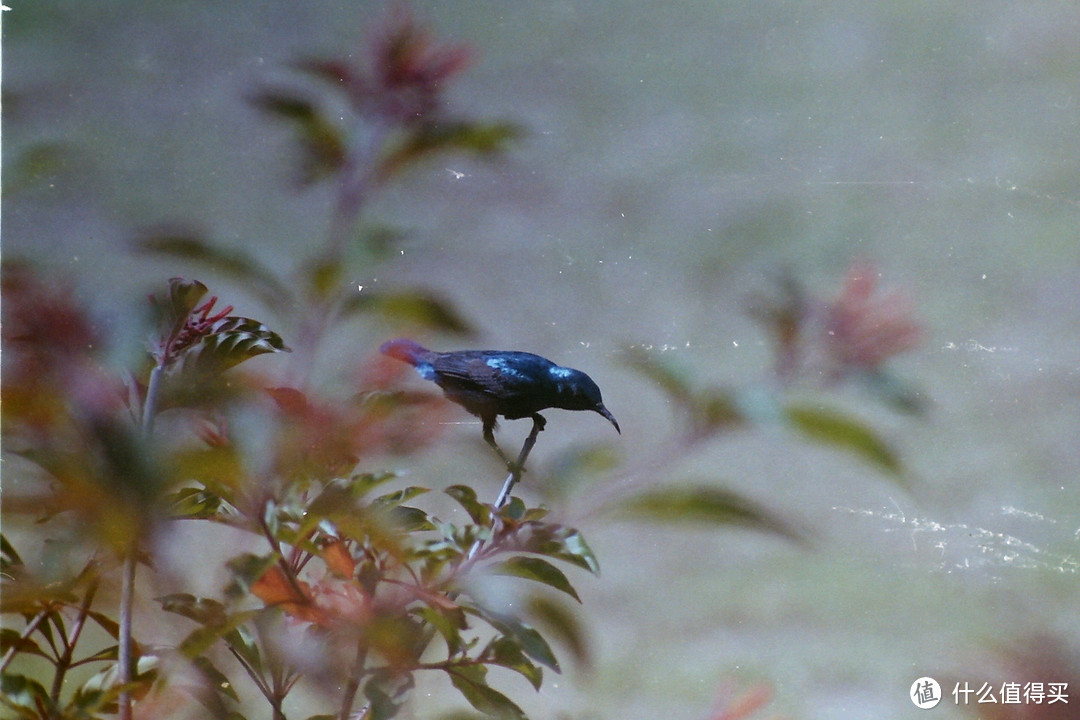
(912, 677, 942, 709)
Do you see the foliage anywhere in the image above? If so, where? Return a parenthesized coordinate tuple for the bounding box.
(2, 5, 928, 720)
(1, 263, 598, 720)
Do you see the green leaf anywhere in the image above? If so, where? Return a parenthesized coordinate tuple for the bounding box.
(174, 316, 291, 378)
(555, 528, 599, 575)
(604, 486, 806, 543)
(191, 654, 239, 702)
(490, 557, 581, 603)
(502, 497, 527, 522)
(1, 533, 24, 567)
(527, 595, 589, 668)
(620, 349, 744, 434)
(249, 89, 347, 184)
(620, 347, 695, 408)
(4, 141, 86, 195)
(0, 628, 47, 660)
(73, 653, 159, 710)
(157, 594, 228, 626)
(305, 479, 363, 518)
(351, 471, 399, 496)
(135, 231, 292, 312)
(223, 624, 263, 677)
(379, 121, 521, 178)
(445, 485, 490, 525)
(38, 610, 63, 650)
(1, 674, 53, 716)
(373, 486, 431, 508)
(340, 289, 474, 335)
(167, 486, 239, 521)
(523, 525, 600, 575)
(303, 257, 344, 300)
(75, 644, 118, 664)
(250, 90, 320, 122)
(466, 607, 560, 674)
(178, 609, 261, 660)
(786, 403, 902, 475)
(86, 610, 120, 639)
(225, 553, 280, 599)
(698, 388, 744, 431)
(362, 669, 415, 720)
(446, 664, 527, 720)
(413, 606, 467, 656)
(487, 636, 543, 691)
(387, 505, 436, 533)
(158, 595, 261, 670)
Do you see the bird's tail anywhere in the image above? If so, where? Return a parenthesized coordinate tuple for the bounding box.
(379, 338, 432, 366)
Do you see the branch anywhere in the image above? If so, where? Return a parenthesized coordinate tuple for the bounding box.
(0, 609, 50, 675)
(337, 642, 369, 720)
(468, 415, 545, 560)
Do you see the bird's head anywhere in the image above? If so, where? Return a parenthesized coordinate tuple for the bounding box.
(551, 367, 621, 434)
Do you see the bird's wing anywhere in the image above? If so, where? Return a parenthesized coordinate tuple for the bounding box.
(431, 351, 548, 400)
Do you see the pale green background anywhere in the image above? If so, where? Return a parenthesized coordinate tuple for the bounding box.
(6, 2, 1080, 718)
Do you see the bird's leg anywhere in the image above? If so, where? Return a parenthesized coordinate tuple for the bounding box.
(512, 413, 546, 470)
(482, 418, 517, 471)
(493, 414, 546, 509)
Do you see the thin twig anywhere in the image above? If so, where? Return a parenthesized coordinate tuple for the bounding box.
(0, 610, 49, 675)
(288, 119, 391, 389)
(117, 364, 166, 720)
(258, 502, 314, 603)
(50, 581, 99, 705)
(338, 641, 369, 720)
(467, 416, 545, 560)
(141, 366, 164, 437)
(227, 645, 274, 702)
(117, 550, 137, 720)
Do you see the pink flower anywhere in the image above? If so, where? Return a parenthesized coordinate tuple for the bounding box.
(307, 4, 472, 124)
(824, 261, 922, 374)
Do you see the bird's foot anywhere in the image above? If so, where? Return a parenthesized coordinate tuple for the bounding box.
(501, 454, 526, 475)
(485, 437, 524, 474)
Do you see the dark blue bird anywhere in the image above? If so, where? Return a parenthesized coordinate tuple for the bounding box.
(380, 338, 620, 464)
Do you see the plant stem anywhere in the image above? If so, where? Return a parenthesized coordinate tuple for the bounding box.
(117, 363, 165, 720)
(286, 120, 392, 388)
(117, 551, 136, 720)
(324, 118, 392, 263)
(142, 365, 164, 436)
(258, 501, 313, 602)
(338, 641, 369, 720)
(268, 652, 291, 720)
(51, 581, 99, 705)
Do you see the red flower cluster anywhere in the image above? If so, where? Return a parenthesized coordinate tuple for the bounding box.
(748, 260, 923, 384)
(824, 261, 922, 375)
(2, 264, 124, 436)
(251, 541, 372, 629)
(158, 295, 234, 367)
(306, 4, 472, 124)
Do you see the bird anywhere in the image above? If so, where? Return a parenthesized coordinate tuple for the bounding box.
(380, 338, 620, 467)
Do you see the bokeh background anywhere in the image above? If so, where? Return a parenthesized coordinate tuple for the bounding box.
(6, 1, 1080, 718)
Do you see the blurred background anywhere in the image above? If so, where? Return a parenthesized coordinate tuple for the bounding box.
(6, 1, 1080, 718)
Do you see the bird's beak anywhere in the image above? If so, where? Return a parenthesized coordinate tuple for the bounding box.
(596, 405, 621, 434)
